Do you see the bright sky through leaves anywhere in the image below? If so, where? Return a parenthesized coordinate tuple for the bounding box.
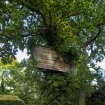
(15, 49, 29, 62)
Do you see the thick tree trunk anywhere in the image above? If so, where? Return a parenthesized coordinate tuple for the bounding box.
(79, 90, 85, 105)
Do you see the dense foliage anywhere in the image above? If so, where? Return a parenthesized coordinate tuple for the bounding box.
(0, 0, 105, 105)
(0, 101, 22, 105)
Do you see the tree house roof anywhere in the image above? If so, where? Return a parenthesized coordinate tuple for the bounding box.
(32, 46, 71, 72)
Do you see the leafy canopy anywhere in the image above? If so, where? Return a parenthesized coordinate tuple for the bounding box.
(0, 1, 105, 105)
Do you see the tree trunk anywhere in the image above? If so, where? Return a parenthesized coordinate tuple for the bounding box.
(79, 90, 85, 105)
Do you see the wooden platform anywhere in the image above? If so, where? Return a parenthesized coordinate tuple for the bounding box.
(32, 46, 70, 72)
(0, 95, 24, 105)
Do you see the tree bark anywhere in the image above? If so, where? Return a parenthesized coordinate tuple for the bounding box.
(79, 90, 85, 105)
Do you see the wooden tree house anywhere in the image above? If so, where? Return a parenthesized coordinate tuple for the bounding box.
(22, 0, 77, 73)
(32, 46, 72, 72)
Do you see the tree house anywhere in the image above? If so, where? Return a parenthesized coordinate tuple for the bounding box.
(32, 46, 71, 72)
(0, 95, 24, 105)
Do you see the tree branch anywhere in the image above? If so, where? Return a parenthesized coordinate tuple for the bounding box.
(24, 27, 48, 37)
(83, 27, 102, 48)
(20, 0, 47, 25)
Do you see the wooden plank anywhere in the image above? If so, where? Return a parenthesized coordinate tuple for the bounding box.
(32, 46, 70, 72)
(0, 95, 24, 104)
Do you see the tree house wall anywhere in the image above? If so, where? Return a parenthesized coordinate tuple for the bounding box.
(32, 46, 70, 72)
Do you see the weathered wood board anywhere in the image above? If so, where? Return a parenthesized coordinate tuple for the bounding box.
(0, 95, 24, 105)
(32, 46, 70, 72)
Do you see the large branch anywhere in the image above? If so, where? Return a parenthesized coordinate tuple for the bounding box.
(83, 27, 102, 48)
(24, 27, 48, 37)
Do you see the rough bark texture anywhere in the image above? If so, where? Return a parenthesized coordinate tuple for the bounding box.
(79, 90, 85, 105)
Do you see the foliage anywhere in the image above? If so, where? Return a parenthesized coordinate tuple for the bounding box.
(86, 68, 105, 105)
(0, 0, 105, 65)
(0, 0, 105, 105)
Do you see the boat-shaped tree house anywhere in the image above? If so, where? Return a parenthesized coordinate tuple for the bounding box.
(32, 46, 71, 72)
